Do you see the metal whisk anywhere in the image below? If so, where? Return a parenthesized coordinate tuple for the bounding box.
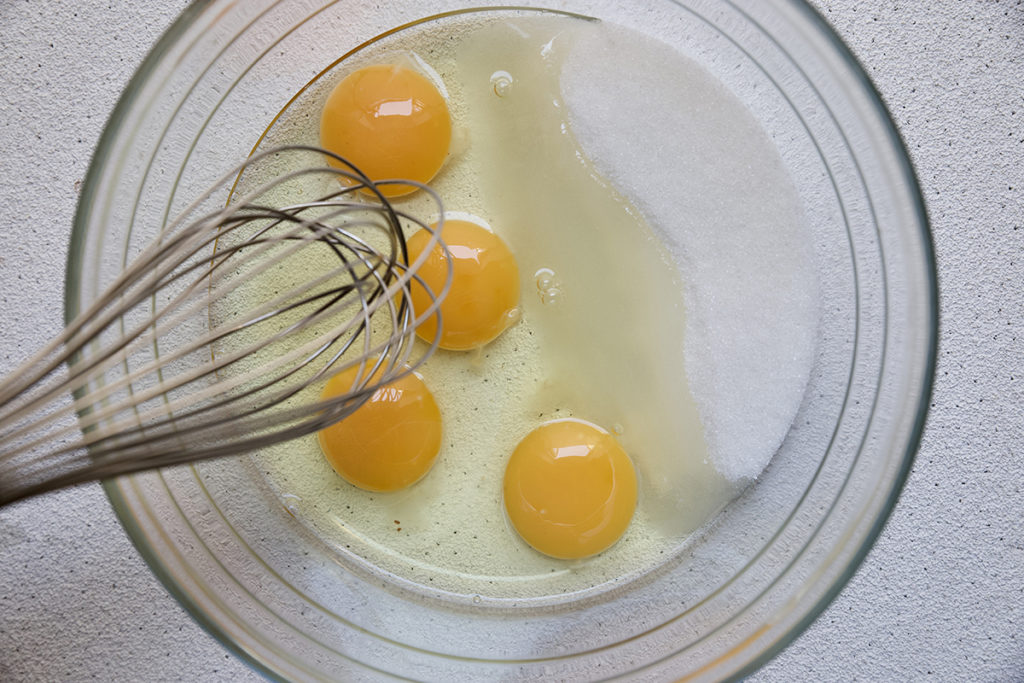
(0, 145, 450, 505)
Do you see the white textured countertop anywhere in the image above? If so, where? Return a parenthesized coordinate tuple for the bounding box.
(1, 1, 1021, 680)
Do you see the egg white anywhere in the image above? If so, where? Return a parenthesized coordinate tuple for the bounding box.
(234, 12, 742, 603)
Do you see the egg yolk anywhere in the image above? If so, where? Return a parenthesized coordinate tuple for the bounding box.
(320, 63, 451, 197)
(318, 366, 442, 492)
(407, 219, 520, 350)
(503, 419, 637, 560)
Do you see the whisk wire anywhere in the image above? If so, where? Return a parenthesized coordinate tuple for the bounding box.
(0, 145, 452, 505)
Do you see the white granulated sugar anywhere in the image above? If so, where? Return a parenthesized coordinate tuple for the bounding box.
(561, 23, 819, 482)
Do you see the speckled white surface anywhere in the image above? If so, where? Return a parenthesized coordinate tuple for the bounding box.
(0, 1, 1021, 681)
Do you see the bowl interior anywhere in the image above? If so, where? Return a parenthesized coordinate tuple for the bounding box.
(70, 1, 935, 680)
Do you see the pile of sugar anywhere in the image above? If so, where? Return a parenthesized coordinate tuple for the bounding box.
(560, 24, 819, 482)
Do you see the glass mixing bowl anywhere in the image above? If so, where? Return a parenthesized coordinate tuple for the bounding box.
(68, 1, 936, 680)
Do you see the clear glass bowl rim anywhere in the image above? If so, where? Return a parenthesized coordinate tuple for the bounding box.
(64, 1, 938, 680)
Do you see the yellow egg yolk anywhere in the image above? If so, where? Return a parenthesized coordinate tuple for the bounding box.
(320, 63, 452, 197)
(503, 419, 638, 560)
(407, 219, 520, 351)
(318, 366, 442, 492)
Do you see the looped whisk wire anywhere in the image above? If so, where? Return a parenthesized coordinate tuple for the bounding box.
(0, 145, 450, 505)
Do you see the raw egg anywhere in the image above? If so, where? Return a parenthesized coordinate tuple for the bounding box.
(320, 63, 452, 197)
(318, 365, 442, 492)
(407, 219, 520, 350)
(503, 419, 638, 559)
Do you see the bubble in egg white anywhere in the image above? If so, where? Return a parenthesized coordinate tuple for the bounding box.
(490, 70, 514, 97)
